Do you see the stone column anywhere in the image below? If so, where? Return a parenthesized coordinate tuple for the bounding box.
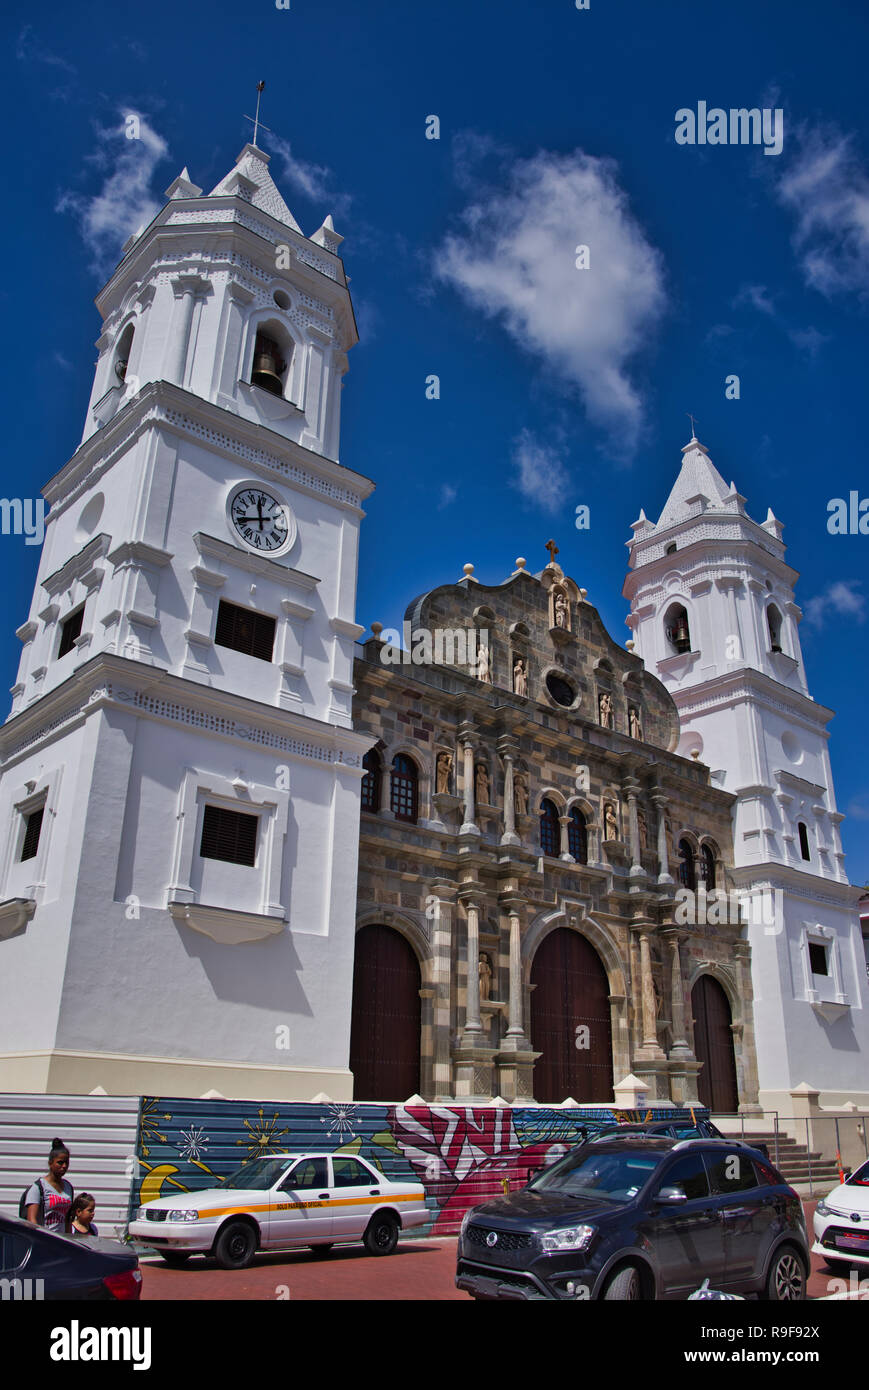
(461, 898, 483, 1039)
(496, 893, 538, 1100)
(624, 778, 644, 879)
(505, 904, 527, 1042)
(429, 877, 457, 1101)
(664, 931, 690, 1055)
(168, 274, 208, 386)
(653, 793, 673, 884)
(459, 723, 479, 836)
(639, 930, 659, 1050)
(733, 941, 762, 1113)
(500, 752, 519, 847)
(558, 814, 575, 862)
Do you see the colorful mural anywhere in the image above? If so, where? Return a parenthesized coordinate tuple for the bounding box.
(130, 1098, 708, 1235)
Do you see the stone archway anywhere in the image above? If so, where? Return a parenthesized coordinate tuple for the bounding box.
(530, 927, 614, 1103)
(691, 974, 738, 1113)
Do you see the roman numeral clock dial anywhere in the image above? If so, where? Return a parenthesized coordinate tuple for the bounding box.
(227, 486, 295, 555)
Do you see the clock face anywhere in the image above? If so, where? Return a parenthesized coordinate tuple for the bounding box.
(229, 487, 291, 553)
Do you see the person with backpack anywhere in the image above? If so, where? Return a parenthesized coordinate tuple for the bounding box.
(21, 1137, 74, 1233)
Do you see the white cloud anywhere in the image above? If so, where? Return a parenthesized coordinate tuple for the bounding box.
(56, 113, 169, 275)
(16, 25, 76, 74)
(846, 797, 869, 822)
(804, 579, 866, 627)
(267, 134, 352, 221)
(438, 484, 457, 509)
(437, 148, 667, 454)
(510, 429, 571, 514)
(733, 283, 777, 316)
(777, 126, 869, 296)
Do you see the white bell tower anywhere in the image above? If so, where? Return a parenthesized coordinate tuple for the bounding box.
(624, 434, 869, 1115)
(0, 140, 374, 1100)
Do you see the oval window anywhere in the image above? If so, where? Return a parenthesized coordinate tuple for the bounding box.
(546, 673, 575, 707)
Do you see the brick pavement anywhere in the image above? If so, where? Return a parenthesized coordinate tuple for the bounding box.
(139, 1200, 843, 1301)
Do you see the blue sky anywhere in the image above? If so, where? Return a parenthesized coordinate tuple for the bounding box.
(3, 0, 869, 881)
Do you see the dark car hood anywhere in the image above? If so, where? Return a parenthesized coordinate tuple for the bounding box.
(467, 1190, 619, 1227)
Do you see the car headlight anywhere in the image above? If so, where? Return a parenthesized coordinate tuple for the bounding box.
(541, 1224, 595, 1253)
(136, 1206, 147, 1220)
(166, 1209, 199, 1222)
(816, 1200, 829, 1216)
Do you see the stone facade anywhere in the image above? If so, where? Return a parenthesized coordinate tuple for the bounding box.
(353, 552, 760, 1109)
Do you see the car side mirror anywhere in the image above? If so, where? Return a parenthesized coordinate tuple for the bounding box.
(656, 1186, 688, 1204)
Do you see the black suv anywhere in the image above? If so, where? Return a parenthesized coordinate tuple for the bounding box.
(582, 1120, 770, 1160)
(456, 1137, 808, 1301)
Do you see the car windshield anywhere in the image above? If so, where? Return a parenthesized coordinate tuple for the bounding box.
(846, 1159, 869, 1187)
(221, 1157, 296, 1190)
(527, 1148, 660, 1202)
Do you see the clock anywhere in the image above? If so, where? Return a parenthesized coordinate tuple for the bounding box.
(227, 484, 295, 556)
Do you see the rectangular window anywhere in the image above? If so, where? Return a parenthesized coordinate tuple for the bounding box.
(199, 804, 258, 867)
(809, 942, 829, 976)
(20, 806, 45, 862)
(57, 608, 84, 659)
(214, 600, 276, 663)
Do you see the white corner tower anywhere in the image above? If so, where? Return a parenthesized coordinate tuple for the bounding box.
(623, 433, 869, 1115)
(0, 141, 374, 1099)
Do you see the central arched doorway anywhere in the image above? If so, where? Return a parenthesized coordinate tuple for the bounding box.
(350, 924, 421, 1101)
(691, 974, 738, 1113)
(530, 927, 613, 1103)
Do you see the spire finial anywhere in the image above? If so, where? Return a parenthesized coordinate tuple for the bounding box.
(545, 539, 559, 565)
(244, 80, 271, 148)
(686, 412, 699, 443)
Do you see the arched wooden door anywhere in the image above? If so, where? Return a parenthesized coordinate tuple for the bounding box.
(691, 975, 738, 1113)
(350, 925, 421, 1101)
(530, 928, 613, 1103)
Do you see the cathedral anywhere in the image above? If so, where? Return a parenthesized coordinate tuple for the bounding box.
(0, 139, 864, 1118)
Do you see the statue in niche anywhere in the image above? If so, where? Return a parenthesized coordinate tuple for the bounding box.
(629, 705, 643, 741)
(479, 952, 493, 1002)
(604, 802, 619, 841)
(514, 776, 528, 818)
(553, 588, 570, 630)
(599, 692, 614, 729)
(435, 751, 453, 795)
(476, 641, 492, 683)
(637, 808, 648, 851)
(513, 657, 527, 696)
(475, 762, 490, 806)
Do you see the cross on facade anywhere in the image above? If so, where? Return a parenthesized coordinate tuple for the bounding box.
(244, 80, 272, 148)
(687, 412, 699, 441)
(545, 539, 559, 565)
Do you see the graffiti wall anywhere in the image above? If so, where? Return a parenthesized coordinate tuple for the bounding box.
(131, 1098, 709, 1235)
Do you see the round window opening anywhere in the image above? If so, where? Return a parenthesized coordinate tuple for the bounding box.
(546, 673, 576, 707)
(273, 289, 291, 310)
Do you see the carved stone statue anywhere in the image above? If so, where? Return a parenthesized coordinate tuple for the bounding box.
(513, 657, 527, 696)
(553, 588, 570, 630)
(435, 751, 453, 795)
(514, 776, 528, 818)
(479, 952, 493, 1003)
(476, 642, 492, 683)
(599, 692, 614, 729)
(637, 808, 648, 851)
(475, 762, 490, 806)
(604, 802, 619, 841)
(629, 706, 643, 741)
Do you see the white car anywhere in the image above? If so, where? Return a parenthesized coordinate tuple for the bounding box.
(127, 1152, 429, 1269)
(812, 1157, 869, 1270)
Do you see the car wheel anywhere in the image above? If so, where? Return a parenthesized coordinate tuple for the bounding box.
(363, 1213, 399, 1256)
(214, 1220, 258, 1270)
(159, 1251, 192, 1267)
(764, 1246, 807, 1301)
(602, 1265, 644, 1300)
(309, 1243, 334, 1254)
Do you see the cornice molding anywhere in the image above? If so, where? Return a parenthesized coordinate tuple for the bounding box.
(41, 381, 374, 519)
(193, 532, 319, 589)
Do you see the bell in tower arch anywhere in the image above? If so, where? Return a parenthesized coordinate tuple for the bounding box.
(251, 333, 287, 397)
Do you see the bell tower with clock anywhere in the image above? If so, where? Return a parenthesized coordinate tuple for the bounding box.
(0, 140, 375, 1101)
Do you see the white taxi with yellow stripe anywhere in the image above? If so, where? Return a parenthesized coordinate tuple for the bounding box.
(128, 1152, 429, 1268)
